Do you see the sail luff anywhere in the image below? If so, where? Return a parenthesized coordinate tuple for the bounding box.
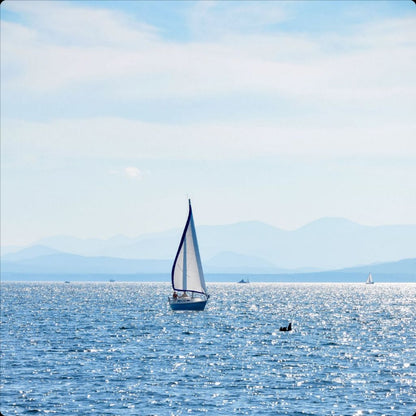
(182, 236, 187, 290)
(171, 202, 192, 291)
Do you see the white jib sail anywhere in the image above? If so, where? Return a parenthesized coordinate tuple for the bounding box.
(171, 201, 207, 295)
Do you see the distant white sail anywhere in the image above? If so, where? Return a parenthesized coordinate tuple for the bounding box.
(366, 272, 374, 284)
(171, 200, 207, 295)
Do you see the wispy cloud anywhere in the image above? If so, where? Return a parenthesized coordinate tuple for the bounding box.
(3, 117, 415, 165)
(1, 1, 415, 165)
(109, 166, 146, 180)
(124, 167, 143, 179)
(2, 1, 415, 105)
(187, 1, 288, 40)
(2, 1, 158, 47)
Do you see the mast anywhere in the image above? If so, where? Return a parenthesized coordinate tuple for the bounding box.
(182, 234, 187, 290)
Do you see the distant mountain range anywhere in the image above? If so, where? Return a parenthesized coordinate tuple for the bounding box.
(1, 251, 415, 282)
(1, 248, 170, 275)
(1, 218, 415, 280)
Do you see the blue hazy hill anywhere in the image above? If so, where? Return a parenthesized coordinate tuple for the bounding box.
(2, 218, 416, 278)
(1, 254, 414, 282)
(337, 257, 416, 275)
(1, 252, 170, 274)
(204, 251, 288, 274)
(1, 245, 62, 262)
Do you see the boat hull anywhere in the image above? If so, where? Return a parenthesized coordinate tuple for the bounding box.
(169, 298, 208, 311)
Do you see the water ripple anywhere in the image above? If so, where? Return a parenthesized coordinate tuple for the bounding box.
(1, 282, 415, 415)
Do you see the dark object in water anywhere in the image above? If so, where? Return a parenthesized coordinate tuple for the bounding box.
(279, 322, 292, 332)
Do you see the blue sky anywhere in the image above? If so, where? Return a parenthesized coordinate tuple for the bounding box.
(1, 0, 415, 246)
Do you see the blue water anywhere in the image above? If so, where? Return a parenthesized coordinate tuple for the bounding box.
(1, 282, 415, 415)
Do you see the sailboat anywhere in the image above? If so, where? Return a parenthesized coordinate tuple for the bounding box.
(169, 200, 209, 311)
(366, 272, 374, 284)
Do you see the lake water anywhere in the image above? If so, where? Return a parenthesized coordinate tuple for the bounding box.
(1, 282, 415, 415)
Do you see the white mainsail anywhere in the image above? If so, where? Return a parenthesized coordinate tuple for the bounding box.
(366, 272, 374, 284)
(171, 200, 207, 295)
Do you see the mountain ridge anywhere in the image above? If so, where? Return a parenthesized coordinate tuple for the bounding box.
(2, 217, 416, 271)
(1, 253, 414, 281)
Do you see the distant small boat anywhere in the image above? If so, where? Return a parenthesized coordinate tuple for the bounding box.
(366, 272, 374, 284)
(109, 279, 115, 282)
(238, 278, 250, 284)
(64, 281, 70, 284)
(169, 200, 209, 311)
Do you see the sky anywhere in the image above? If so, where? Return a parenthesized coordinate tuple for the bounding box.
(1, 0, 416, 247)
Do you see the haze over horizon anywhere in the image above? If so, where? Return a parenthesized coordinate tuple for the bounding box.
(1, 1, 415, 247)
(3, 218, 415, 274)
(3, 216, 416, 251)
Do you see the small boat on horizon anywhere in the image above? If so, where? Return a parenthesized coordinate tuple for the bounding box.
(366, 272, 374, 284)
(168, 199, 209, 311)
(238, 278, 250, 284)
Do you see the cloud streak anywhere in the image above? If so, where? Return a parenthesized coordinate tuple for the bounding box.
(109, 167, 145, 180)
(124, 167, 143, 179)
(2, 1, 415, 106)
(1, 1, 415, 164)
(3, 117, 415, 165)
